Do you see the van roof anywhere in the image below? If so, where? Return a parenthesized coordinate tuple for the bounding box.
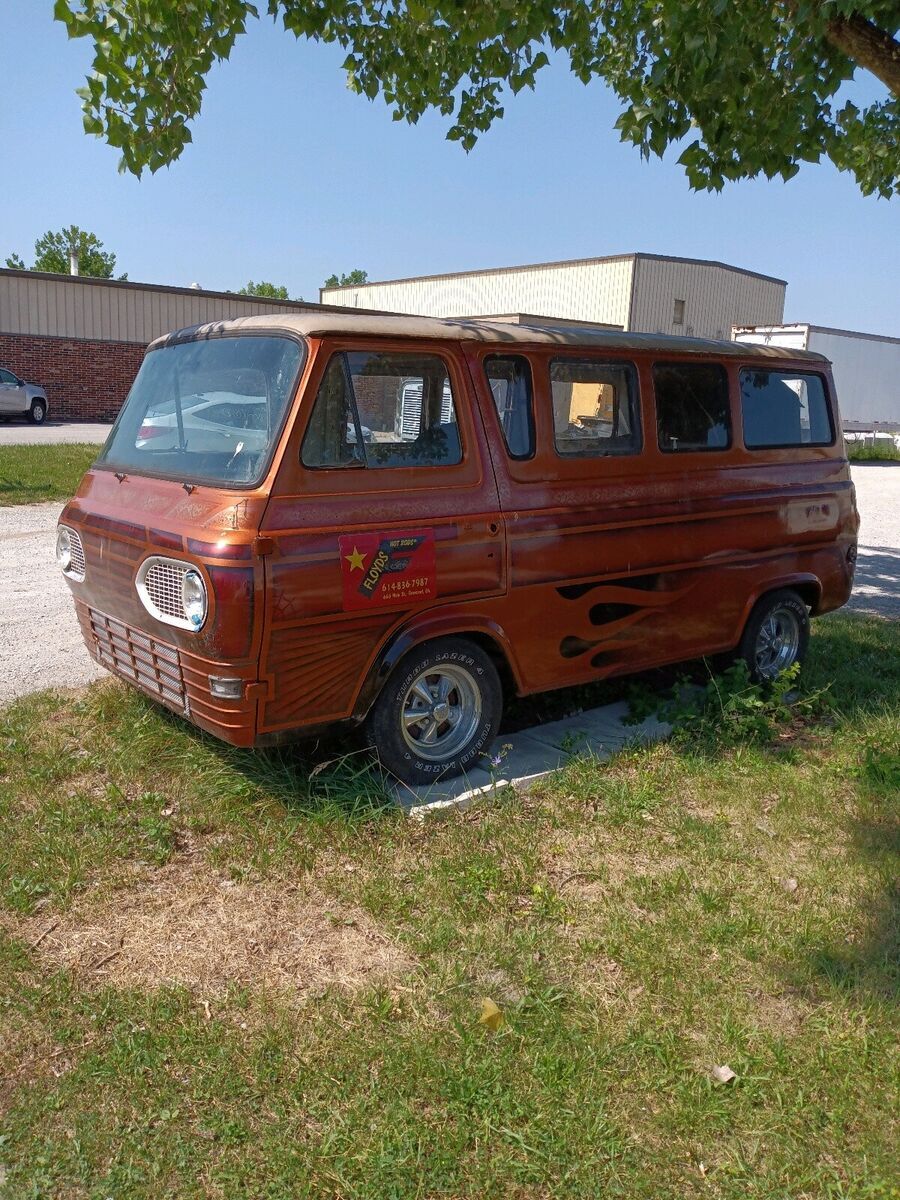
(149, 312, 828, 362)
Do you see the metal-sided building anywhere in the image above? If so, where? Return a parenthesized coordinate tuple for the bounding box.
(733, 323, 900, 428)
(320, 252, 787, 341)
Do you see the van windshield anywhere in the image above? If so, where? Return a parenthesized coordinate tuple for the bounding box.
(98, 335, 304, 487)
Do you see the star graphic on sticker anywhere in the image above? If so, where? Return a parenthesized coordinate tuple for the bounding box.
(344, 546, 366, 572)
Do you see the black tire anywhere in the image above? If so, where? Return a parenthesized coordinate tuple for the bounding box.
(28, 400, 47, 425)
(366, 637, 502, 785)
(738, 589, 810, 682)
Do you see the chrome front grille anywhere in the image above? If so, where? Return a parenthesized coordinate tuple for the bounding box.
(143, 560, 187, 621)
(68, 528, 86, 577)
(87, 609, 189, 713)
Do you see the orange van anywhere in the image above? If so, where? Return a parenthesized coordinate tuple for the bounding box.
(58, 314, 858, 782)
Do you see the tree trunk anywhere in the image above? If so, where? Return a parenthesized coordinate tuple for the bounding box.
(825, 10, 900, 96)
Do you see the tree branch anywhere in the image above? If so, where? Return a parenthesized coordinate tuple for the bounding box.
(825, 10, 900, 96)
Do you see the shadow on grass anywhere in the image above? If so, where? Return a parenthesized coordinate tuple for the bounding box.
(802, 610, 900, 719)
(802, 805, 900, 1002)
(148, 700, 395, 823)
(0, 476, 61, 503)
(813, 740, 900, 1000)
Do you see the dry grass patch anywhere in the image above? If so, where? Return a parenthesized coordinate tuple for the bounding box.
(543, 826, 685, 902)
(1, 860, 415, 1002)
(0, 1011, 66, 1111)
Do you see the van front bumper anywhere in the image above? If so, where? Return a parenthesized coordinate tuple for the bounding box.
(76, 600, 262, 747)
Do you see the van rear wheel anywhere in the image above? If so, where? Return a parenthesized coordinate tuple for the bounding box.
(366, 637, 502, 785)
(738, 589, 810, 682)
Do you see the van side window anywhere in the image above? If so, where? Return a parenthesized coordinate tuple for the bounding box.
(550, 360, 641, 457)
(301, 351, 462, 469)
(484, 355, 535, 459)
(654, 363, 731, 452)
(740, 369, 833, 448)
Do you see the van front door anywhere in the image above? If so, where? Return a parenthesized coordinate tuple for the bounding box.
(257, 337, 506, 737)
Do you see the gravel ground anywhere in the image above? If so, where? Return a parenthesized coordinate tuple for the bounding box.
(0, 422, 112, 445)
(0, 463, 896, 704)
(847, 462, 900, 621)
(0, 503, 104, 703)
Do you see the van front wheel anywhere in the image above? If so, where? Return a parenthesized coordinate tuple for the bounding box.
(738, 589, 810, 682)
(366, 637, 502, 785)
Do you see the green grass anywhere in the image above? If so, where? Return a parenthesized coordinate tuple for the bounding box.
(847, 440, 900, 463)
(0, 443, 98, 505)
(1, 613, 898, 1198)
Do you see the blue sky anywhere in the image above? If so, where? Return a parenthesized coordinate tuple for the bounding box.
(2, 4, 898, 335)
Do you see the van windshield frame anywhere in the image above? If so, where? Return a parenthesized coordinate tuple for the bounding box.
(96, 332, 306, 490)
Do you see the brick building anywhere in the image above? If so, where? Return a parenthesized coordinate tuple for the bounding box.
(0, 269, 331, 421)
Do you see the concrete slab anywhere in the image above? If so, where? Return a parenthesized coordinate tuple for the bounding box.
(392, 697, 671, 816)
(393, 764, 496, 810)
(406, 778, 513, 822)
(521, 702, 633, 752)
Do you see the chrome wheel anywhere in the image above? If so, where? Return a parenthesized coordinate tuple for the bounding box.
(754, 605, 801, 679)
(400, 664, 483, 762)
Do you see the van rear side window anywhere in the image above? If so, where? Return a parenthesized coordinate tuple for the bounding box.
(550, 360, 641, 456)
(484, 355, 535, 459)
(654, 363, 731, 453)
(740, 369, 833, 448)
(302, 351, 462, 469)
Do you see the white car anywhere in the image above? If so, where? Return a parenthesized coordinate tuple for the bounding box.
(136, 393, 373, 452)
(136, 393, 271, 453)
(0, 367, 48, 424)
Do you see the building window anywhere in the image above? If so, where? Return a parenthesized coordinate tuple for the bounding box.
(740, 369, 833, 448)
(673, 299, 686, 326)
(484, 355, 535, 459)
(654, 362, 731, 452)
(550, 359, 641, 457)
(301, 350, 461, 469)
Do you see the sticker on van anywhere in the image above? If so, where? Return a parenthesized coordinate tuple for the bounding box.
(339, 529, 436, 611)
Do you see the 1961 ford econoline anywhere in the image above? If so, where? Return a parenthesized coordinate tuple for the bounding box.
(57, 313, 858, 782)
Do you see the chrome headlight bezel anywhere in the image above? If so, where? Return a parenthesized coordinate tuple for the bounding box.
(56, 524, 85, 581)
(56, 526, 71, 572)
(181, 569, 208, 630)
(136, 556, 209, 632)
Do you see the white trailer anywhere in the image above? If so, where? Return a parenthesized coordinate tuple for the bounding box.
(733, 323, 900, 430)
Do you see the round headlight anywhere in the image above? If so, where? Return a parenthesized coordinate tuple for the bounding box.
(183, 568, 211, 633)
(182, 570, 207, 629)
(56, 526, 72, 572)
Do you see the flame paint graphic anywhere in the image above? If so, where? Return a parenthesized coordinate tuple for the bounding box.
(556, 574, 698, 667)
